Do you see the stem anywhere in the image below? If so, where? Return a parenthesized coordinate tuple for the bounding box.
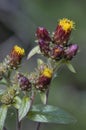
(17, 122, 21, 130)
(35, 89, 49, 130)
(3, 127, 7, 130)
(30, 89, 35, 108)
(46, 88, 49, 104)
(36, 123, 41, 130)
(16, 110, 21, 130)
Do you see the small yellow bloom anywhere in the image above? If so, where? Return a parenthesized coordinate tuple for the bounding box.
(42, 67, 53, 78)
(59, 18, 75, 32)
(14, 45, 25, 55)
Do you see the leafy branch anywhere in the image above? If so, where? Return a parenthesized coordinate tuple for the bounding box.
(0, 18, 79, 130)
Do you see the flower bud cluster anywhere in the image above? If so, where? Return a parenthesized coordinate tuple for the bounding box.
(36, 18, 79, 61)
(15, 63, 53, 92)
(1, 88, 16, 105)
(0, 18, 79, 103)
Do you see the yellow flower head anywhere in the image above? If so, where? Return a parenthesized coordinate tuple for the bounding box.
(59, 18, 75, 32)
(42, 67, 53, 78)
(14, 45, 25, 55)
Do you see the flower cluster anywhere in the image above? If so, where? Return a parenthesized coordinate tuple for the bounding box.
(36, 18, 79, 60)
(16, 63, 53, 92)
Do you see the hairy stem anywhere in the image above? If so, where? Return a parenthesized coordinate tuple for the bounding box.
(3, 127, 7, 130)
(36, 123, 41, 130)
(16, 110, 21, 130)
(17, 122, 21, 130)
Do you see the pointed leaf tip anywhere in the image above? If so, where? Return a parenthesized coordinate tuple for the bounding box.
(27, 46, 41, 60)
(66, 61, 76, 73)
(18, 96, 31, 121)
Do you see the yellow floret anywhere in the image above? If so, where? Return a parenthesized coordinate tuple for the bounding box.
(42, 67, 53, 78)
(14, 45, 25, 55)
(59, 18, 75, 32)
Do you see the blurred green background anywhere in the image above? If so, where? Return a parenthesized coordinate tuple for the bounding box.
(0, 0, 86, 130)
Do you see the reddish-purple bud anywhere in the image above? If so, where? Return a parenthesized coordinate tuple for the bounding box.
(39, 75, 51, 86)
(51, 45, 64, 60)
(53, 18, 75, 46)
(36, 27, 51, 42)
(53, 25, 71, 46)
(38, 40, 50, 56)
(36, 75, 51, 91)
(9, 45, 25, 68)
(64, 44, 79, 60)
(17, 73, 31, 91)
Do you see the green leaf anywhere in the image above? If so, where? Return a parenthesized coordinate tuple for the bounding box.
(27, 45, 41, 60)
(0, 105, 8, 130)
(13, 96, 22, 109)
(0, 89, 6, 95)
(37, 59, 44, 66)
(28, 104, 76, 124)
(40, 92, 47, 104)
(52, 73, 58, 80)
(66, 61, 76, 73)
(0, 79, 7, 85)
(18, 96, 31, 121)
